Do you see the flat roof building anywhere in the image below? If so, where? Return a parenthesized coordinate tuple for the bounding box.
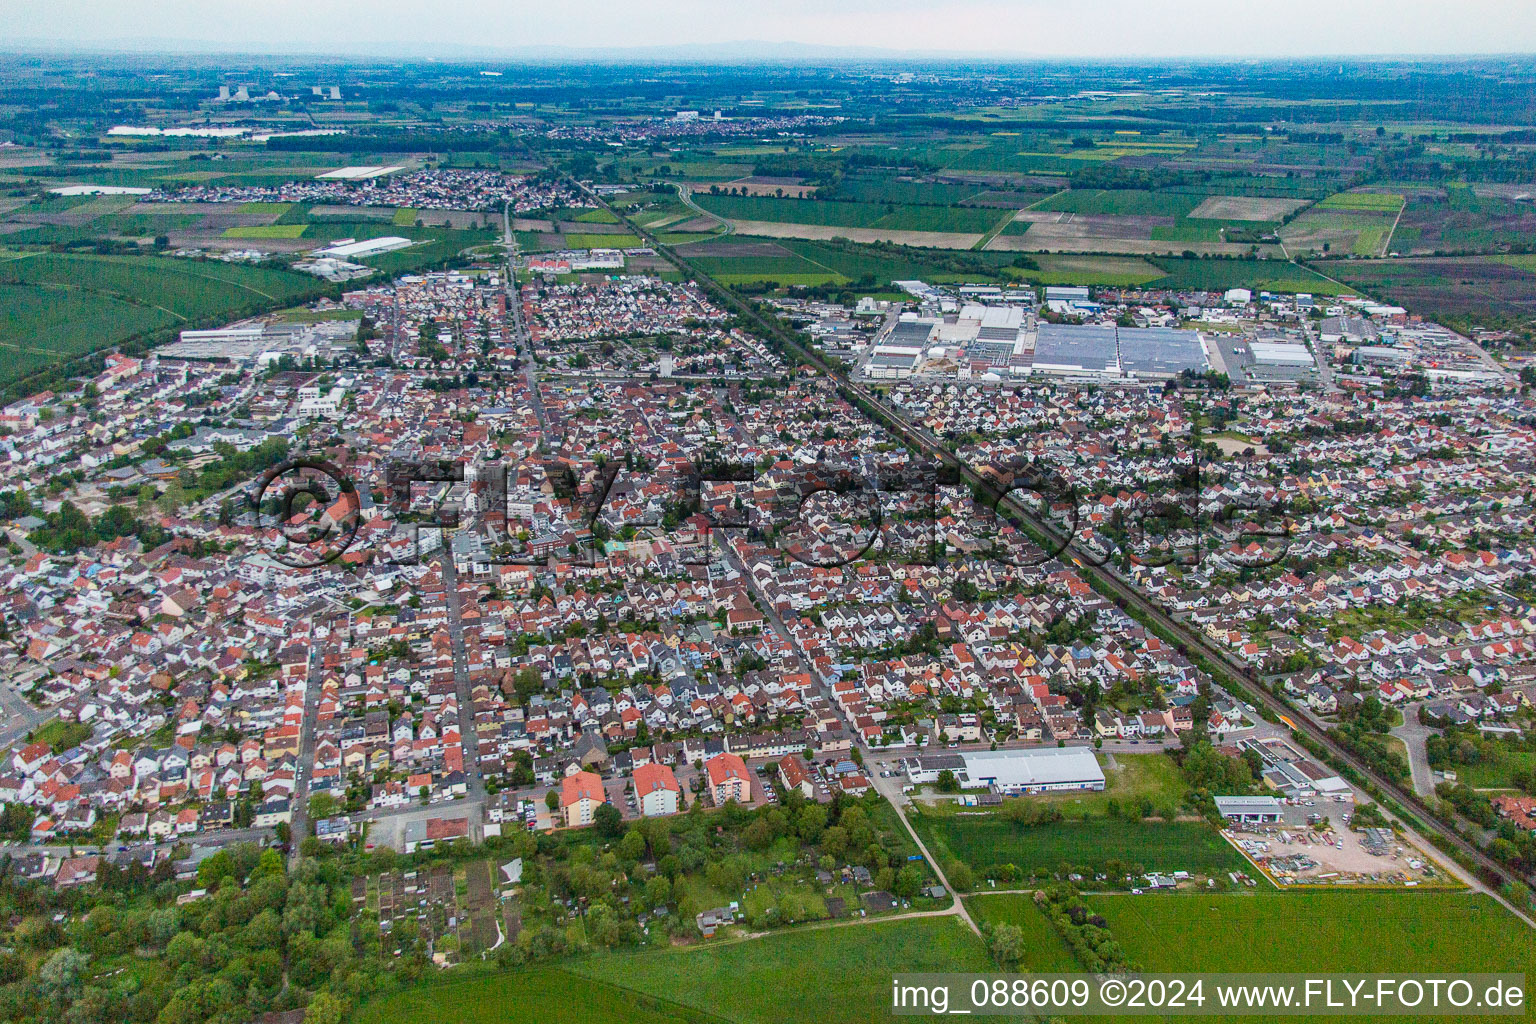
(1118, 327, 1209, 378)
(1213, 795, 1283, 824)
(902, 746, 1104, 795)
(1032, 323, 1119, 375)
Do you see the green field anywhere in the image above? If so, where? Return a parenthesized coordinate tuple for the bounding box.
(562, 232, 643, 249)
(912, 815, 1246, 877)
(235, 201, 295, 214)
(354, 917, 989, 1024)
(1097, 891, 1532, 973)
(221, 224, 308, 239)
(0, 251, 325, 389)
(1316, 191, 1406, 212)
(0, 282, 175, 382)
(693, 193, 1003, 234)
(571, 917, 990, 1024)
(968, 891, 1533, 1024)
(1034, 189, 1203, 218)
(351, 967, 720, 1024)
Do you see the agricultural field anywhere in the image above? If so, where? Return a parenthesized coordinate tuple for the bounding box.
(1390, 184, 1536, 254)
(0, 281, 175, 383)
(1315, 191, 1407, 212)
(1011, 253, 1168, 287)
(1034, 190, 1204, 218)
(1326, 256, 1536, 321)
(561, 232, 643, 249)
(1100, 891, 1534, 1024)
(910, 814, 1246, 879)
(691, 193, 1007, 235)
(1145, 256, 1346, 294)
(0, 250, 326, 388)
(1280, 207, 1399, 257)
(221, 224, 308, 238)
(677, 236, 1023, 289)
(1188, 195, 1310, 221)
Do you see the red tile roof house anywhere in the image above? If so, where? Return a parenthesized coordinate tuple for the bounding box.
(706, 752, 750, 805)
(633, 762, 681, 817)
(560, 770, 607, 828)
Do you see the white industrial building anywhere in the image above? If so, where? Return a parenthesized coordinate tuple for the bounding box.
(1213, 795, 1283, 824)
(1250, 341, 1315, 367)
(311, 236, 413, 259)
(902, 746, 1105, 795)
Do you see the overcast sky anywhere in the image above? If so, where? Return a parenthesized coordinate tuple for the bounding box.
(4, 0, 1536, 58)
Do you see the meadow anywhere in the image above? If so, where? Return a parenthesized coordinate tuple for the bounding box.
(350, 967, 721, 1024)
(1094, 890, 1533, 974)
(570, 916, 990, 1024)
(968, 890, 1534, 1024)
(353, 916, 989, 1024)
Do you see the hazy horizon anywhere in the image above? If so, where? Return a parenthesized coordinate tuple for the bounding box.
(4, 0, 1536, 60)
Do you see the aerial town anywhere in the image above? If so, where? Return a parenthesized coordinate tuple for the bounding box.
(0, 26, 1534, 1024)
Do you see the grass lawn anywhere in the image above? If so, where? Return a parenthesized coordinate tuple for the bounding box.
(32, 718, 92, 753)
(570, 916, 991, 1024)
(351, 967, 721, 1024)
(912, 816, 1245, 878)
(1454, 742, 1536, 790)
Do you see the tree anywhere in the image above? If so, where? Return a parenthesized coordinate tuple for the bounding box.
(593, 802, 624, 838)
(936, 769, 961, 794)
(545, 790, 560, 812)
(304, 992, 347, 1024)
(618, 828, 647, 861)
(894, 863, 925, 899)
(988, 923, 1026, 966)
